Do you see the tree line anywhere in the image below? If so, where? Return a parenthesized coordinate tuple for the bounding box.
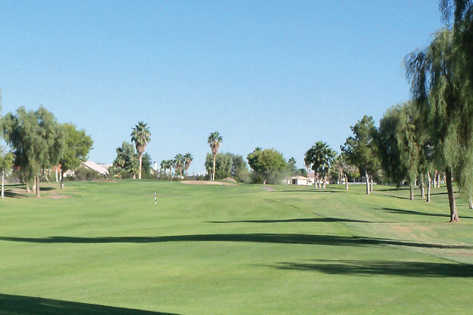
(0, 106, 93, 198)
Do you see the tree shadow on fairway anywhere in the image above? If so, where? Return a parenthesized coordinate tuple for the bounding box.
(0, 293, 178, 315)
(4, 190, 28, 198)
(376, 187, 408, 192)
(379, 207, 473, 219)
(0, 234, 471, 249)
(39, 186, 55, 191)
(208, 217, 371, 224)
(277, 189, 341, 193)
(272, 259, 473, 277)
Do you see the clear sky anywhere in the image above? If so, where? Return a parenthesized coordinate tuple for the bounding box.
(0, 1, 443, 174)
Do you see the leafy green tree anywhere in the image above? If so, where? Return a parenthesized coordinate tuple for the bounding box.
(377, 105, 408, 186)
(287, 157, 298, 176)
(304, 141, 336, 189)
(296, 168, 308, 177)
(205, 153, 232, 180)
(341, 115, 380, 195)
(0, 148, 14, 199)
(58, 123, 93, 189)
(441, 1, 473, 209)
(141, 153, 152, 178)
(247, 148, 287, 184)
(2, 106, 65, 197)
(396, 102, 423, 200)
(441, 1, 473, 93)
(113, 142, 138, 178)
(131, 122, 151, 180)
(231, 154, 250, 183)
(204, 153, 249, 182)
(405, 29, 471, 222)
(208, 131, 223, 181)
(332, 153, 357, 191)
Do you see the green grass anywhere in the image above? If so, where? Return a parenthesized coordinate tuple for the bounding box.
(1, 181, 473, 314)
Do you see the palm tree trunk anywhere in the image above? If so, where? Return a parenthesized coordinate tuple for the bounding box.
(420, 173, 425, 200)
(60, 170, 64, 190)
(365, 171, 370, 195)
(212, 154, 216, 181)
(370, 178, 374, 193)
(409, 183, 414, 200)
(323, 176, 327, 189)
(1, 169, 4, 200)
(445, 167, 459, 222)
(345, 175, 349, 191)
(426, 171, 431, 203)
(138, 153, 143, 180)
(468, 197, 473, 209)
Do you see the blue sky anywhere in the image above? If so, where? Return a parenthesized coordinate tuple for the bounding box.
(0, 1, 443, 174)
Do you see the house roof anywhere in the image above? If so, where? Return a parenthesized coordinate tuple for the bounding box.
(82, 161, 109, 176)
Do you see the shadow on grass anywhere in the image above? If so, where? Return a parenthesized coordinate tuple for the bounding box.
(0, 293, 178, 315)
(277, 189, 341, 193)
(4, 190, 28, 198)
(380, 207, 473, 219)
(208, 217, 371, 224)
(0, 233, 470, 249)
(40, 186, 56, 191)
(376, 187, 407, 192)
(272, 259, 473, 277)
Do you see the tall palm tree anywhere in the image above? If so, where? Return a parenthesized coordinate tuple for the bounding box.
(208, 131, 223, 181)
(184, 153, 193, 176)
(130, 122, 151, 180)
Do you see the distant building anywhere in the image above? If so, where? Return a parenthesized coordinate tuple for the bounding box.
(82, 161, 110, 176)
(287, 176, 308, 185)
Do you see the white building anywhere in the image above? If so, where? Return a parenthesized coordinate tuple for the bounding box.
(287, 176, 308, 185)
(81, 161, 110, 176)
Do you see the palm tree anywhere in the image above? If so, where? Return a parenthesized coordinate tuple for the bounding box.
(130, 122, 151, 180)
(208, 131, 223, 181)
(174, 154, 185, 177)
(184, 153, 193, 176)
(305, 141, 336, 189)
(160, 160, 168, 178)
